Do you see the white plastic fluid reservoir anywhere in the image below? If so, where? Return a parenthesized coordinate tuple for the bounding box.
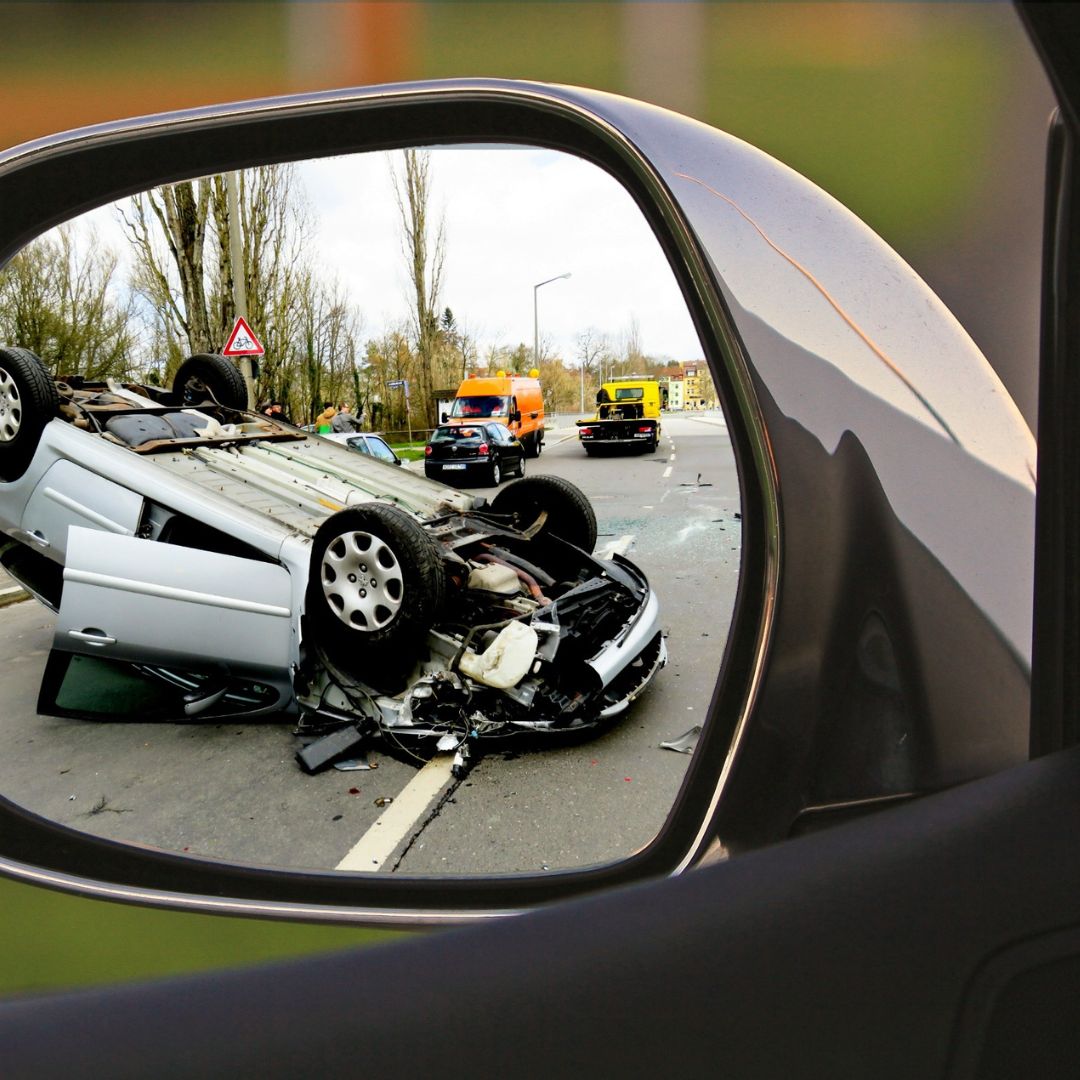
(467, 563, 520, 595)
(458, 621, 539, 689)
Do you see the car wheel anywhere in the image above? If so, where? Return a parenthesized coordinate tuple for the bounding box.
(171, 353, 248, 410)
(647, 436, 658, 453)
(308, 503, 445, 687)
(0, 347, 59, 482)
(490, 474, 598, 553)
(489, 461, 502, 487)
(517, 456, 526, 478)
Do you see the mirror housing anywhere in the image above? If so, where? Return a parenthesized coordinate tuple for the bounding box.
(0, 77, 1034, 925)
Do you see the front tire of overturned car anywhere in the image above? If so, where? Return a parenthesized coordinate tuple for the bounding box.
(490, 474, 598, 553)
(307, 503, 446, 688)
(171, 353, 248, 410)
(0, 347, 60, 482)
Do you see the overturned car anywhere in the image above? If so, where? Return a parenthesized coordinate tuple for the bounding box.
(0, 348, 665, 773)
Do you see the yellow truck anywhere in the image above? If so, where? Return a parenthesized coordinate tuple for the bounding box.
(577, 377, 663, 454)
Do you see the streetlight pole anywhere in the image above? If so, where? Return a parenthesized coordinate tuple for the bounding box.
(533, 272, 571, 368)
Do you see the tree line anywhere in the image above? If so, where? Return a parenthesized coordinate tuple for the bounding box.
(0, 151, 681, 430)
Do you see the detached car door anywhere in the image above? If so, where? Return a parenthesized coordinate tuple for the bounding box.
(39, 526, 295, 719)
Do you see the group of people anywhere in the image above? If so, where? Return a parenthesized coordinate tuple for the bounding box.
(315, 403, 360, 433)
(259, 401, 361, 434)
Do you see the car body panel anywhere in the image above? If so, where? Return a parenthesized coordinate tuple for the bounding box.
(22, 460, 144, 560)
(53, 526, 295, 680)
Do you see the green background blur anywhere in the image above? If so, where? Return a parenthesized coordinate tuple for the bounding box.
(0, 1, 1054, 994)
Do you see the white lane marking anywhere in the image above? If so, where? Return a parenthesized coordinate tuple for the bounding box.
(669, 453, 676, 462)
(596, 534, 634, 560)
(336, 753, 455, 872)
(662, 466, 673, 479)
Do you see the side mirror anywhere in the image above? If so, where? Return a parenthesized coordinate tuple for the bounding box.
(0, 76, 1034, 930)
(441, 412, 449, 423)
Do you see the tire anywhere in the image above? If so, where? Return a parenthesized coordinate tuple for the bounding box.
(490, 474, 598, 553)
(172, 353, 248, 410)
(646, 435, 659, 453)
(0, 347, 59, 482)
(516, 456, 526, 479)
(307, 503, 445, 686)
(489, 460, 502, 487)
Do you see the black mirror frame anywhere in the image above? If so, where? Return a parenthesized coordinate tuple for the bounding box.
(0, 80, 774, 923)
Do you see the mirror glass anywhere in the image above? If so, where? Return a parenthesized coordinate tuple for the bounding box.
(0, 145, 740, 875)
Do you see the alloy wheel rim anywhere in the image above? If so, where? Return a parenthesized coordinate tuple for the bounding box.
(320, 530, 403, 631)
(0, 368, 23, 443)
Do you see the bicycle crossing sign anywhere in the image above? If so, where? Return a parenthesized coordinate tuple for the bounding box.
(222, 316, 265, 357)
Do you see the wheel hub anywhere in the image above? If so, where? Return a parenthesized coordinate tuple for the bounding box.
(0, 368, 22, 444)
(181, 376, 209, 405)
(320, 530, 403, 631)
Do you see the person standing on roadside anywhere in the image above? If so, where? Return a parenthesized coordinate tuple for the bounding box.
(331, 403, 359, 433)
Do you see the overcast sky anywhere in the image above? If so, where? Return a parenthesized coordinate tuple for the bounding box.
(78, 145, 704, 367)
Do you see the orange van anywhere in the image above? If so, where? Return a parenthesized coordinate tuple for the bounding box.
(443, 369, 545, 457)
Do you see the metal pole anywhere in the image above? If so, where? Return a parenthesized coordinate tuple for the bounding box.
(226, 171, 255, 409)
(532, 272, 571, 368)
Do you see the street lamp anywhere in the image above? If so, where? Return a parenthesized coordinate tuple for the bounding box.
(533, 272, 571, 368)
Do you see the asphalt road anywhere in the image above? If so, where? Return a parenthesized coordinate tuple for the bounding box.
(0, 412, 740, 877)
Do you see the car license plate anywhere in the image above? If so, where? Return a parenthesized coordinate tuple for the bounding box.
(444, 463, 467, 470)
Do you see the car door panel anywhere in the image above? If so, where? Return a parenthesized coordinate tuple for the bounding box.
(51, 526, 294, 676)
(20, 459, 144, 561)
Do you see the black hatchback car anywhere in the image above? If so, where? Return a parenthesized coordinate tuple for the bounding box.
(424, 423, 525, 486)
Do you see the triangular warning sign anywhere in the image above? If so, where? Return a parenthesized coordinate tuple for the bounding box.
(222, 316, 265, 357)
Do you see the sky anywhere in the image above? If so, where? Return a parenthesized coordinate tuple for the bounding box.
(76, 145, 704, 368)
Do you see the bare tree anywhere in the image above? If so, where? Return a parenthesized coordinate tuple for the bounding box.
(122, 165, 312, 399)
(576, 327, 613, 407)
(392, 149, 445, 427)
(0, 226, 135, 379)
(208, 166, 309, 396)
(120, 181, 214, 357)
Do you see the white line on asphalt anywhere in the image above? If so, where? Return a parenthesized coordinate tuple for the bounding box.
(596, 534, 634, 560)
(336, 753, 456, 873)
(662, 466, 673, 479)
(669, 453, 676, 461)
